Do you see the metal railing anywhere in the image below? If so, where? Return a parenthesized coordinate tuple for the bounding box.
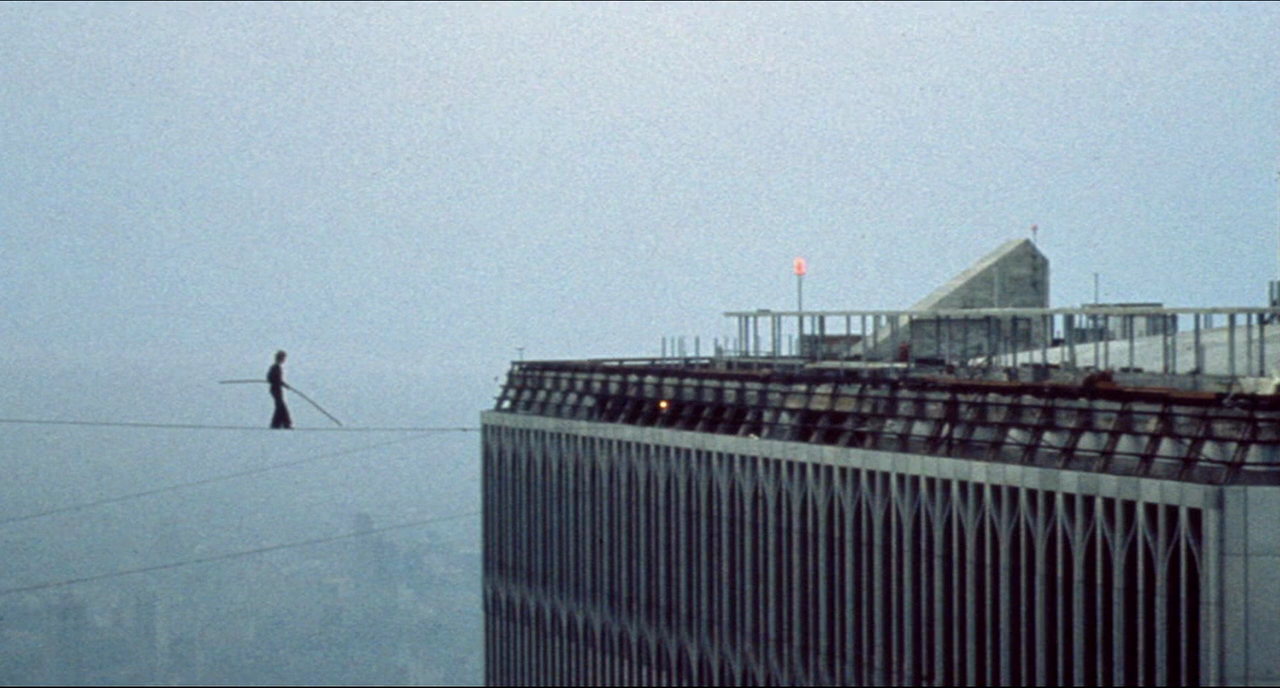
(721, 306, 1280, 379)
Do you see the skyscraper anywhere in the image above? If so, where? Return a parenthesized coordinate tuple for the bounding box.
(483, 242, 1280, 686)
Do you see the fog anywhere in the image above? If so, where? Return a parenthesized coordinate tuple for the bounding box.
(2, 2, 1278, 684)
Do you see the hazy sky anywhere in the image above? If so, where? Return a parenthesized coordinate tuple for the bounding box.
(3, 2, 1279, 421)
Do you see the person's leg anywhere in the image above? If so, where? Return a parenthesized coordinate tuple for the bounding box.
(271, 391, 290, 428)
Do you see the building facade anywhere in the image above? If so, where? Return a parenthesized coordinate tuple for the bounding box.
(483, 357, 1280, 686)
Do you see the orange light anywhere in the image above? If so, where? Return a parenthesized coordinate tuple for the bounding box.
(793, 257, 807, 276)
(658, 400, 669, 410)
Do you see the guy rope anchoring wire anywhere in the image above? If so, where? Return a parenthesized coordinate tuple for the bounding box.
(219, 379, 343, 427)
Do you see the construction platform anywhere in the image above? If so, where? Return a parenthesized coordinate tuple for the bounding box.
(494, 350, 1280, 487)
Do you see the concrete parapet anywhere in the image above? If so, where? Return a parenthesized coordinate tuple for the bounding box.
(495, 361, 1280, 486)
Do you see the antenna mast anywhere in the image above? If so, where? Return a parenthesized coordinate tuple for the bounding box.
(1273, 166, 1280, 308)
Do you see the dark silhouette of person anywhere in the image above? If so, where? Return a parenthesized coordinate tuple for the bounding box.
(267, 350, 292, 429)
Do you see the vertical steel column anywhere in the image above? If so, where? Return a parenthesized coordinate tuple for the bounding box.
(874, 316, 882, 362)
(987, 316, 996, 367)
(944, 316, 953, 366)
(743, 463, 757, 680)
(1012, 317, 1019, 369)
(908, 314, 915, 364)
(1103, 315, 1111, 370)
(1032, 490, 1049, 686)
(1161, 314, 1170, 374)
(676, 459, 690, 653)
(1194, 314, 1203, 373)
(1069, 314, 1079, 368)
(1042, 314, 1051, 366)
(1155, 504, 1171, 686)
(936, 316, 943, 363)
(482, 430, 495, 686)
(774, 313, 783, 359)
(789, 478, 805, 681)
(995, 485, 1014, 685)
(871, 471, 889, 685)
(1201, 500, 1222, 687)
(845, 314, 853, 360)
(862, 314, 869, 361)
(1070, 492, 1087, 685)
(1260, 314, 1268, 376)
(843, 472, 859, 686)
(1093, 312, 1101, 369)
(1057, 492, 1074, 685)
(930, 482, 949, 687)
(963, 317, 970, 368)
(653, 453, 669, 676)
(818, 314, 827, 362)
(765, 476, 782, 684)
(891, 315, 901, 363)
(1247, 313, 1255, 377)
(795, 316, 804, 359)
(900, 476, 918, 685)
(814, 468, 831, 685)
(961, 484, 980, 686)
(1128, 314, 1136, 372)
(1229, 313, 1237, 378)
(695, 463, 711, 672)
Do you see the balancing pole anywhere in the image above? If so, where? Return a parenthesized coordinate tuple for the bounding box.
(219, 380, 344, 427)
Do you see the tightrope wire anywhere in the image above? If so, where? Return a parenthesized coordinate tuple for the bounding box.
(0, 417, 479, 432)
(0, 432, 466, 527)
(0, 511, 481, 598)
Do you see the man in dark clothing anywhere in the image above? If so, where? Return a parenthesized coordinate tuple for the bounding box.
(268, 350, 292, 429)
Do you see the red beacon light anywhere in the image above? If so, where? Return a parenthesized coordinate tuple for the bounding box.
(793, 257, 807, 276)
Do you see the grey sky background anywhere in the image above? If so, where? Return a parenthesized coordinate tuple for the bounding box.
(3, 2, 1279, 426)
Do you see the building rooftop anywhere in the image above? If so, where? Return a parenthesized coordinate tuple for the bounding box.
(493, 240, 1280, 485)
